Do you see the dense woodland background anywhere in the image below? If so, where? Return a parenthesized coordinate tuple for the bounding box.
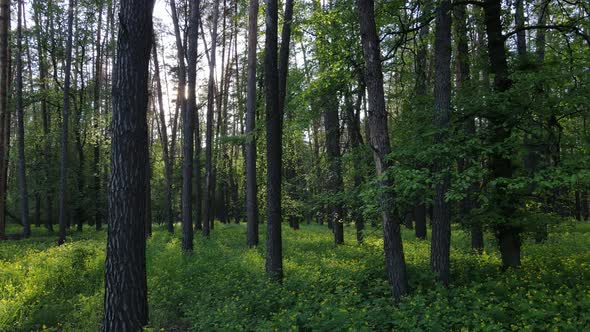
(0, 0, 589, 330)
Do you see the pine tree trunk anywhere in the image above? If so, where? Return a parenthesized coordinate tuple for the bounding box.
(102, 0, 154, 329)
(245, 0, 259, 247)
(357, 0, 408, 299)
(0, 0, 10, 240)
(265, 0, 283, 283)
(203, 0, 220, 238)
(57, 0, 76, 245)
(16, 0, 29, 237)
(92, 1, 103, 231)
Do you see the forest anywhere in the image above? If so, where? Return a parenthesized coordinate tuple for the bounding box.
(0, 0, 589, 330)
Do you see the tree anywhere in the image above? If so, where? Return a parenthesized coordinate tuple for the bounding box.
(102, 0, 155, 329)
(203, 0, 220, 238)
(431, 0, 452, 285)
(356, 0, 408, 299)
(245, 0, 259, 247)
(182, 0, 200, 252)
(58, 0, 76, 245)
(0, 0, 9, 240)
(483, 0, 520, 269)
(16, 0, 29, 237)
(265, 0, 283, 282)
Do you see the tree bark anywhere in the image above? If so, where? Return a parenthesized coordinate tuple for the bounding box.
(182, 0, 200, 251)
(357, 0, 408, 299)
(102, 0, 154, 330)
(265, 0, 283, 283)
(0, 0, 9, 239)
(92, 1, 104, 231)
(431, 0, 453, 286)
(16, 0, 29, 237)
(246, 0, 259, 247)
(483, 0, 521, 269)
(203, 0, 220, 237)
(57, 0, 76, 245)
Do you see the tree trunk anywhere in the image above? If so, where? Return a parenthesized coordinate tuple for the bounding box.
(430, 0, 452, 286)
(92, 1, 104, 231)
(265, 0, 283, 283)
(16, 0, 29, 237)
(514, 0, 526, 56)
(57, 0, 76, 245)
(102, 0, 154, 329)
(203, 0, 220, 238)
(182, 0, 200, 251)
(245, 0, 259, 247)
(357, 0, 408, 299)
(345, 83, 365, 243)
(151, 38, 174, 233)
(0, 0, 9, 240)
(483, 0, 521, 269)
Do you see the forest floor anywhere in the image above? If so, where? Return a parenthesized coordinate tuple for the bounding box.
(1, 221, 589, 331)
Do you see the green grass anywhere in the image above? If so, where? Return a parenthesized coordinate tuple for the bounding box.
(1, 222, 589, 331)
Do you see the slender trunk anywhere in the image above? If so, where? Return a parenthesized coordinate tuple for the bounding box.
(345, 84, 365, 243)
(203, 0, 220, 237)
(357, 0, 408, 299)
(102, 0, 154, 329)
(151, 38, 174, 233)
(58, 0, 76, 245)
(454, 2, 482, 252)
(246, 0, 259, 247)
(93, 2, 104, 230)
(514, 0, 526, 56)
(182, 0, 200, 251)
(265, 0, 283, 283)
(16, 0, 29, 237)
(0, 0, 9, 239)
(431, 0, 452, 286)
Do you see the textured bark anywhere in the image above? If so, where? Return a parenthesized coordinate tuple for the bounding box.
(182, 0, 200, 252)
(357, 0, 408, 299)
(484, 0, 520, 269)
(0, 0, 9, 239)
(246, 0, 259, 247)
(203, 0, 220, 237)
(58, 0, 75, 245)
(102, 0, 154, 330)
(16, 0, 29, 237)
(74, 32, 87, 232)
(431, 0, 452, 286)
(265, 0, 283, 283)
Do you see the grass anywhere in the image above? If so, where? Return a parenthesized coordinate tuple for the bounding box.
(1, 221, 589, 331)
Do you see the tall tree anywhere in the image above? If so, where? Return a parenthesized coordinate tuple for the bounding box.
(151, 38, 174, 233)
(245, 0, 260, 247)
(356, 0, 408, 299)
(182, 0, 200, 252)
(92, 1, 104, 231)
(431, 0, 452, 285)
(16, 0, 29, 237)
(203, 0, 220, 237)
(0, 0, 9, 240)
(58, 0, 76, 245)
(454, 2, 481, 252)
(483, 0, 520, 269)
(102, 0, 155, 329)
(265, 0, 283, 282)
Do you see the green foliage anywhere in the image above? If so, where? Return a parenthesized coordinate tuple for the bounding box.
(2, 223, 590, 331)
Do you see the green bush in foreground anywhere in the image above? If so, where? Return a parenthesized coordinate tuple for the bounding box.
(1, 223, 589, 331)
